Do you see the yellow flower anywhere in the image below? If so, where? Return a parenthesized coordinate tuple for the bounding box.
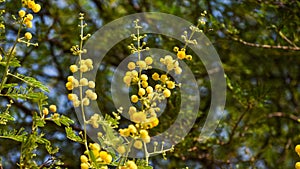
(80, 163, 89, 169)
(80, 155, 89, 163)
(80, 65, 88, 72)
(166, 81, 175, 89)
(27, 0, 36, 9)
(131, 95, 139, 103)
(145, 56, 153, 65)
(146, 86, 153, 94)
(24, 32, 32, 40)
(119, 128, 130, 137)
(138, 88, 146, 96)
(69, 65, 78, 73)
(123, 75, 131, 86)
(174, 67, 182, 74)
(127, 62, 136, 70)
(128, 124, 137, 134)
(140, 74, 148, 81)
(42, 108, 49, 116)
(296, 145, 300, 155)
(19, 10, 26, 18)
(26, 14, 33, 21)
(66, 81, 74, 90)
(32, 4, 41, 13)
(152, 72, 160, 81)
(80, 78, 88, 86)
(160, 74, 168, 83)
(137, 60, 146, 69)
(133, 140, 143, 149)
(68, 94, 78, 101)
(186, 55, 192, 60)
(296, 162, 300, 169)
(139, 129, 148, 139)
(141, 81, 148, 88)
(89, 143, 101, 152)
(131, 112, 146, 123)
(88, 81, 95, 88)
(177, 50, 186, 60)
(142, 135, 150, 143)
(49, 105, 57, 112)
(25, 20, 32, 28)
(82, 98, 90, 106)
(103, 154, 112, 164)
(126, 161, 137, 169)
(117, 145, 126, 154)
(173, 46, 179, 52)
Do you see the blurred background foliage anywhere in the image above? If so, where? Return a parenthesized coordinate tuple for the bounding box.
(1, 0, 300, 168)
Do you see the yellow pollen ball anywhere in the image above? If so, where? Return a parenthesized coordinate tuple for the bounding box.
(19, 10, 26, 18)
(142, 81, 148, 88)
(146, 86, 153, 94)
(296, 162, 300, 169)
(138, 88, 146, 96)
(295, 145, 300, 154)
(177, 50, 186, 60)
(117, 145, 126, 154)
(27, 1, 36, 9)
(127, 62, 136, 70)
(145, 56, 153, 65)
(152, 72, 160, 81)
(32, 4, 41, 13)
(49, 105, 57, 112)
(163, 89, 171, 98)
(42, 108, 49, 116)
(80, 155, 89, 163)
(160, 74, 168, 83)
(140, 74, 148, 81)
(26, 14, 33, 21)
(70, 65, 78, 73)
(131, 95, 139, 103)
(133, 140, 143, 149)
(80, 163, 89, 169)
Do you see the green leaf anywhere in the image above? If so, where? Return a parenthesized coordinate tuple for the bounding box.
(0, 128, 27, 142)
(33, 112, 45, 127)
(59, 115, 74, 126)
(65, 126, 83, 143)
(0, 57, 21, 67)
(0, 111, 15, 125)
(8, 73, 49, 92)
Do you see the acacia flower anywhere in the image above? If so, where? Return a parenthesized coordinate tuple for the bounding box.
(19, 10, 26, 18)
(32, 4, 41, 13)
(131, 95, 139, 103)
(163, 89, 171, 98)
(152, 72, 160, 81)
(133, 140, 143, 149)
(127, 62, 136, 70)
(145, 56, 153, 65)
(49, 105, 57, 112)
(177, 50, 186, 60)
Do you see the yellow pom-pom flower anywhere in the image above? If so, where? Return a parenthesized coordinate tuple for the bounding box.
(133, 140, 143, 149)
(80, 155, 89, 163)
(127, 62, 136, 70)
(145, 56, 153, 65)
(296, 162, 300, 169)
(131, 95, 139, 103)
(32, 4, 41, 13)
(177, 50, 186, 60)
(49, 105, 57, 112)
(19, 10, 26, 18)
(69, 65, 78, 73)
(152, 72, 160, 81)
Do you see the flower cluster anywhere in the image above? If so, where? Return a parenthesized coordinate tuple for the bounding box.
(80, 143, 112, 169)
(295, 145, 300, 169)
(66, 14, 97, 108)
(17, 0, 41, 46)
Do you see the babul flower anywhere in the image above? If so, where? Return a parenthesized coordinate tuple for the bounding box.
(80, 78, 88, 86)
(131, 111, 146, 123)
(88, 81, 95, 88)
(145, 56, 153, 65)
(80, 155, 89, 163)
(32, 4, 41, 13)
(82, 98, 90, 106)
(166, 81, 175, 89)
(42, 108, 49, 116)
(140, 74, 148, 81)
(175, 66, 182, 74)
(160, 74, 168, 83)
(186, 55, 192, 60)
(69, 65, 78, 73)
(137, 60, 147, 69)
(139, 129, 149, 139)
(127, 62, 136, 70)
(138, 88, 146, 96)
(152, 72, 160, 81)
(128, 106, 137, 115)
(131, 95, 139, 103)
(99, 151, 112, 164)
(163, 89, 171, 98)
(117, 145, 126, 154)
(68, 94, 78, 101)
(26, 14, 33, 21)
(128, 124, 137, 134)
(49, 105, 57, 112)
(119, 128, 130, 137)
(19, 10, 26, 18)
(80, 163, 89, 169)
(133, 140, 143, 149)
(296, 162, 300, 169)
(141, 81, 148, 88)
(146, 86, 153, 94)
(177, 50, 186, 60)
(123, 75, 131, 86)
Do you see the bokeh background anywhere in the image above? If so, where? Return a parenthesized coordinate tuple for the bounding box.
(1, 0, 300, 168)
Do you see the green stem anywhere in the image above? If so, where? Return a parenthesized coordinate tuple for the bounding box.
(0, 23, 22, 93)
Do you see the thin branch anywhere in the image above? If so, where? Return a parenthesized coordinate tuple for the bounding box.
(232, 37, 300, 51)
(267, 112, 299, 122)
